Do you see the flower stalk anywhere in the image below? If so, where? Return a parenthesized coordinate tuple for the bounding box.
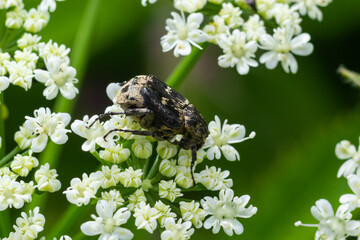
(338, 65, 360, 88)
(165, 42, 208, 90)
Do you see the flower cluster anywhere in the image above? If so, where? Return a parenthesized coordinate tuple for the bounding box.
(0, 107, 71, 239)
(65, 83, 257, 239)
(144, 0, 332, 74)
(15, 107, 71, 153)
(296, 138, 360, 239)
(2, 206, 71, 240)
(0, 0, 78, 100)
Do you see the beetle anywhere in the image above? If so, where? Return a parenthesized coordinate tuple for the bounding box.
(99, 75, 209, 186)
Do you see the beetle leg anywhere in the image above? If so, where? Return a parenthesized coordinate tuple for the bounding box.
(103, 128, 153, 141)
(190, 144, 197, 187)
(87, 108, 153, 128)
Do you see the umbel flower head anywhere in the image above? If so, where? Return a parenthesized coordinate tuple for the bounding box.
(68, 104, 257, 239)
(68, 91, 257, 238)
(296, 199, 360, 239)
(146, 0, 331, 75)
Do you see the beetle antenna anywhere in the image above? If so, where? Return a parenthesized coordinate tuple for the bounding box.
(190, 144, 197, 187)
(103, 128, 153, 141)
(87, 112, 125, 128)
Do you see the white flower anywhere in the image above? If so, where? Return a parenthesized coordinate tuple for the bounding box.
(5, 8, 26, 29)
(161, 218, 194, 240)
(175, 166, 195, 189)
(81, 200, 133, 240)
(291, 0, 332, 21)
(159, 180, 183, 202)
(141, 0, 157, 6)
(336, 139, 360, 178)
(259, 26, 314, 73)
(106, 83, 121, 103)
(119, 167, 143, 188)
(34, 163, 61, 192)
(159, 159, 177, 177)
(91, 165, 121, 189)
(204, 115, 255, 161)
(161, 12, 207, 57)
(99, 144, 130, 164)
(17, 33, 42, 51)
(134, 201, 160, 233)
(180, 200, 207, 228)
(14, 125, 34, 150)
(197, 166, 233, 191)
(243, 14, 266, 42)
(0, 166, 18, 179)
(132, 139, 153, 159)
(13, 207, 45, 240)
(71, 115, 108, 152)
(63, 173, 101, 206)
(14, 48, 39, 70)
(127, 189, 147, 211)
(6, 60, 33, 90)
(174, 0, 207, 13)
(34, 56, 78, 100)
(21, 107, 71, 152)
(0, 0, 23, 9)
(157, 141, 178, 159)
(270, 3, 302, 34)
(39, 0, 64, 12)
(24, 8, 50, 33)
(154, 200, 177, 228)
(178, 148, 205, 167)
(0, 76, 10, 92)
(38, 40, 70, 64)
(0, 175, 32, 210)
(219, 3, 243, 28)
(256, 0, 276, 19)
(339, 174, 360, 211)
(203, 15, 230, 44)
(0, 52, 10, 75)
(296, 199, 360, 239)
(101, 189, 125, 207)
(217, 29, 258, 75)
(11, 151, 39, 177)
(201, 189, 257, 236)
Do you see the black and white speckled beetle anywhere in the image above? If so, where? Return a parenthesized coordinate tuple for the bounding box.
(103, 75, 209, 186)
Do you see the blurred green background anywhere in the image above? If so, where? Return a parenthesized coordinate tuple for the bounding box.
(3, 0, 360, 239)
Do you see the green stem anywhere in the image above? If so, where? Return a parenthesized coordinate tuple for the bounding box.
(180, 185, 207, 192)
(146, 155, 161, 179)
(47, 204, 91, 238)
(26, 0, 101, 214)
(91, 150, 110, 166)
(142, 156, 151, 179)
(0, 92, 5, 158)
(150, 172, 163, 184)
(165, 43, 208, 90)
(0, 29, 9, 48)
(0, 209, 11, 238)
(0, 146, 21, 167)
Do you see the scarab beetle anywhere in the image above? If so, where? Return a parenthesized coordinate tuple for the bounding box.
(103, 75, 209, 186)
